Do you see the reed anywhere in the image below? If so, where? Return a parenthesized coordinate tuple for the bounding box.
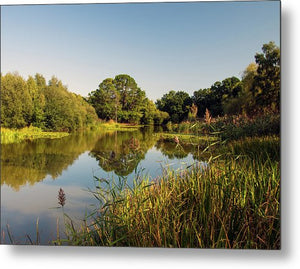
(61, 139, 280, 249)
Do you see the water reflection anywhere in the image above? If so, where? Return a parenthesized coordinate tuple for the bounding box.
(1, 129, 206, 191)
(1, 128, 205, 244)
(1, 132, 100, 190)
(90, 129, 158, 177)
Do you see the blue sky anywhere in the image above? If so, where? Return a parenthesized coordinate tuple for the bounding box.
(1, 1, 280, 101)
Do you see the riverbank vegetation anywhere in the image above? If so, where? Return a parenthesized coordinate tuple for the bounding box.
(1, 73, 98, 132)
(1, 126, 69, 144)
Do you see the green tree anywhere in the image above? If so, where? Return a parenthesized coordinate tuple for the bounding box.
(89, 78, 120, 121)
(156, 90, 192, 123)
(223, 62, 258, 115)
(89, 74, 164, 124)
(1, 73, 33, 128)
(113, 74, 139, 111)
(251, 41, 280, 110)
(27, 76, 46, 128)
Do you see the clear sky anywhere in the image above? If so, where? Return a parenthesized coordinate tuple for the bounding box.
(1, 1, 280, 101)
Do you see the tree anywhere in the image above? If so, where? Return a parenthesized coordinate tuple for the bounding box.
(193, 77, 242, 117)
(225, 62, 258, 115)
(1, 73, 33, 128)
(140, 98, 169, 125)
(113, 74, 139, 111)
(88, 74, 167, 124)
(251, 41, 280, 110)
(89, 78, 120, 121)
(27, 76, 46, 128)
(156, 90, 192, 123)
(192, 88, 213, 118)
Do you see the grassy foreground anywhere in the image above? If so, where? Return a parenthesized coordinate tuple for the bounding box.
(58, 136, 280, 249)
(0, 126, 69, 144)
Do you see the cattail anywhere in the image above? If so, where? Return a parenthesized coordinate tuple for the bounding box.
(205, 108, 212, 125)
(174, 136, 180, 144)
(58, 188, 66, 207)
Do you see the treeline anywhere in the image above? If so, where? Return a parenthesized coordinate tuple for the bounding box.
(156, 41, 280, 122)
(1, 73, 98, 131)
(88, 74, 169, 125)
(1, 41, 279, 130)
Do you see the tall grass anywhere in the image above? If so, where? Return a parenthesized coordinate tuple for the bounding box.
(89, 120, 141, 132)
(60, 139, 280, 249)
(164, 111, 280, 141)
(1, 126, 69, 144)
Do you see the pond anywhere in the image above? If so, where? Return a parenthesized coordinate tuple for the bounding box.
(1, 127, 204, 244)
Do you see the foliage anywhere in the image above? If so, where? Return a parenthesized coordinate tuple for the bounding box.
(193, 77, 242, 118)
(1, 73, 33, 128)
(156, 90, 192, 123)
(1, 73, 98, 132)
(251, 41, 280, 111)
(88, 78, 119, 121)
(88, 74, 167, 124)
(0, 126, 69, 144)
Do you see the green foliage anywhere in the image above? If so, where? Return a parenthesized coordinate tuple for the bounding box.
(1, 73, 33, 128)
(88, 74, 168, 125)
(156, 90, 192, 123)
(193, 77, 242, 118)
(0, 126, 69, 145)
(1, 73, 98, 132)
(252, 41, 280, 110)
(89, 78, 119, 121)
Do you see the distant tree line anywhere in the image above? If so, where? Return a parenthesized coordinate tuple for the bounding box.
(156, 41, 280, 122)
(1, 73, 98, 131)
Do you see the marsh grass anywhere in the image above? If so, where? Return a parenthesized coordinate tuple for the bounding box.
(89, 121, 141, 132)
(1, 126, 69, 144)
(60, 137, 280, 249)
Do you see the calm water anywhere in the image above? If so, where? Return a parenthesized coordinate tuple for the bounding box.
(1, 127, 203, 244)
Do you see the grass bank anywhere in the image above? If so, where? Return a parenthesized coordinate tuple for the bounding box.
(89, 121, 141, 132)
(155, 132, 216, 145)
(58, 136, 280, 249)
(0, 126, 69, 144)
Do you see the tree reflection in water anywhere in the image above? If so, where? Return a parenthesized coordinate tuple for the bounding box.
(89, 129, 158, 177)
(1, 128, 203, 191)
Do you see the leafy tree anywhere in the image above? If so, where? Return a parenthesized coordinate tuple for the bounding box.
(27, 76, 46, 128)
(192, 88, 213, 118)
(140, 98, 169, 125)
(251, 41, 280, 110)
(223, 62, 258, 115)
(1, 73, 33, 128)
(113, 74, 140, 111)
(89, 78, 120, 121)
(89, 74, 167, 124)
(193, 77, 242, 117)
(156, 90, 192, 123)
